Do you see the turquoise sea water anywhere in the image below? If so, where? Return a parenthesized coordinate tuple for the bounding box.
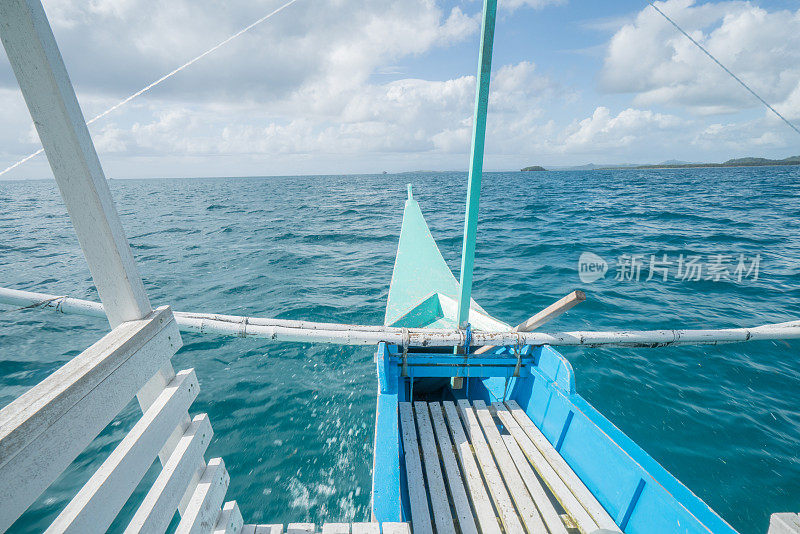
(1, 168, 799, 533)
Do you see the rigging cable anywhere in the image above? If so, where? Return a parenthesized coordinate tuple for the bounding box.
(0, 0, 300, 177)
(647, 0, 800, 137)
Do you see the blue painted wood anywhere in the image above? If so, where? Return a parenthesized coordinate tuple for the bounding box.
(372, 343, 740, 534)
(456, 0, 497, 327)
(371, 343, 402, 523)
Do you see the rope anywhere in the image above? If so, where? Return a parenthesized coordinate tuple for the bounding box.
(0, 0, 301, 177)
(647, 0, 800, 137)
(0, 295, 64, 316)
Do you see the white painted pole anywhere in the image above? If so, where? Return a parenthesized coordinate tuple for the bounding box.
(0, 0, 196, 514)
(3, 287, 799, 349)
(0, 0, 150, 328)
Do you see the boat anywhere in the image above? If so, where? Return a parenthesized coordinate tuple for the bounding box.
(1, 0, 799, 533)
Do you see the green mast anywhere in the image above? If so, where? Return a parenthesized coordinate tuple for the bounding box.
(456, 0, 497, 328)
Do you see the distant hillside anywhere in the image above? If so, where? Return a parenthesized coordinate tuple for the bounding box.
(521, 165, 546, 171)
(532, 155, 800, 172)
(633, 155, 800, 170)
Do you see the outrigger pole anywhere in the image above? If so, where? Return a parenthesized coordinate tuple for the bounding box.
(4, 287, 800, 349)
(456, 0, 497, 329)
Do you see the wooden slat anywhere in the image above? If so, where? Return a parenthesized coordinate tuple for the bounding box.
(501, 434, 568, 534)
(453, 400, 523, 534)
(413, 402, 456, 533)
(381, 523, 411, 534)
(504, 401, 619, 532)
(350, 523, 379, 534)
(243, 526, 256, 534)
(321, 524, 349, 533)
(398, 402, 433, 534)
(769, 513, 800, 534)
(175, 457, 229, 534)
(473, 400, 547, 534)
(0, 307, 180, 532)
(214, 501, 244, 534)
(49, 369, 199, 533)
(441, 402, 501, 534)
(287, 524, 315, 533)
(126, 414, 213, 533)
(427, 402, 479, 534)
(494, 404, 598, 533)
(254, 526, 284, 534)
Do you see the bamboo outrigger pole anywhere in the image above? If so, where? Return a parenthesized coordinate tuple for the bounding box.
(456, 0, 497, 329)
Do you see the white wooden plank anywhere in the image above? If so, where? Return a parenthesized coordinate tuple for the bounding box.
(454, 400, 524, 534)
(769, 513, 800, 534)
(0, 0, 150, 328)
(0, 307, 180, 532)
(441, 402, 501, 534)
(380, 523, 410, 534)
(287, 523, 315, 533)
(214, 501, 244, 534)
(427, 402, 478, 534)
(321, 523, 349, 533)
(175, 457, 229, 534)
(473, 400, 547, 534)
(126, 414, 213, 533)
(495, 403, 599, 534)
(504, 401, 619, 532)
(48, 369, 199, 533)
(242, 526, 256, 534)
(254, 525, 284, 534)
(398, 402, 433, 534)
(413, 402, 455, 534)
(350, 523, 379, 534)
(501, 434, 568, 534)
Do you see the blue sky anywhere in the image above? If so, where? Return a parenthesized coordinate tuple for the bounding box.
(0, 0, 799, 178)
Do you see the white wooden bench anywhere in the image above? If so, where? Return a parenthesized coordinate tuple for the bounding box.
(399, 400, 621, 534)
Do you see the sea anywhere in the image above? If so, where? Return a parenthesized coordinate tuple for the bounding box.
(1, 167, 799, 533)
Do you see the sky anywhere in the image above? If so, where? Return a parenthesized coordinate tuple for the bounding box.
(0, 0, 799, 179)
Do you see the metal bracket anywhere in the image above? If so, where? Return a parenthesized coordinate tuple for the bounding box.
(513, 333, 523, 377)
(400, 327, 409, 377)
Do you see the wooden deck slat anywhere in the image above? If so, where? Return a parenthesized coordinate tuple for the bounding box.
(413, 402, 456, 534)
(214, 501, 243, 534)
(428, 402, 479, 534)
(494, 404, 599, 534)
(454, 400, 524, 534)
(504, 401, 620, 532)
(473, 400, 547, 534)
(501, 434, 568, 534)
(321, 523, 349, 533)
(441, 401, 502, 534)
(287, 523, 315, 533)
(175, 458, 230, 534)
(253, 525, 283, 534)
(381, 523, 411, 534)
(350, 523, 379, 534)
(398, 402, 433, 534)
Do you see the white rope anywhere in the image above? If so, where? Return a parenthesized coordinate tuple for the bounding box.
(0, 0, 301, 177)
(647, 0, 800, 137)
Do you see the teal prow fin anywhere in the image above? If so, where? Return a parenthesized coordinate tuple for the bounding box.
(384, 185, 510, 331)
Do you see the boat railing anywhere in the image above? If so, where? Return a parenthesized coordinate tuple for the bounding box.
(0, 305, 243, 533)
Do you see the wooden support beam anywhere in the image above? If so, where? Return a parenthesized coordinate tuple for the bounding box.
(475, 290, 585, 354)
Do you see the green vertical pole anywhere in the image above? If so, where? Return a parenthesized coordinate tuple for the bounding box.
(457, 0, 497, 328)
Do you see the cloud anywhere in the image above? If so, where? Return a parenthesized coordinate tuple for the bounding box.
(561, 106, 683, 150)
(601, 0, 800, 118)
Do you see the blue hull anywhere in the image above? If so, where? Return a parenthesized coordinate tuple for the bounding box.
(371, 342, 739, 534)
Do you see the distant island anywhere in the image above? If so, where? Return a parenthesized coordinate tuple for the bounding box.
(522, 155, 800, 172)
